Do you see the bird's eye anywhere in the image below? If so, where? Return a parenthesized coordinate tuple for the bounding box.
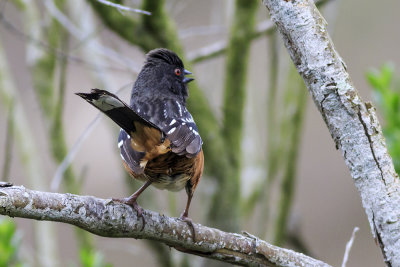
(174, 68, 181, 76)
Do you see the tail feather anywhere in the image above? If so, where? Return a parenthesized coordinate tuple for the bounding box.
(76, 89, 158, 134)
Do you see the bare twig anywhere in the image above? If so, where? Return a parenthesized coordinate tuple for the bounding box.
(341, 227, 359, 267)
(51, 114, 101, 191)
(96, 0, 151, 16)
(50, 81, 132, 191)
(0, 185, 331, 267)
(178, 25, 226, 39)
(43, 0, 141, 73)
(187, 0, 331, 63)
(187, 40, 227, 63)
(187, 20, 274, 63)
(263, 0, 400, 265)
(0, 13, 130, 73)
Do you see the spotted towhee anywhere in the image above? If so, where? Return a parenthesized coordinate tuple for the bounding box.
(77, 48, 203, 234)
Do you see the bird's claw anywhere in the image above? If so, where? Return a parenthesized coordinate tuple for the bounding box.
(113, 197, 146, 231)
(179, 214, 196, 241)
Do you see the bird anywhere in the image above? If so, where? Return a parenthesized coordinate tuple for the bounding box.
(76, 48, 203, 238)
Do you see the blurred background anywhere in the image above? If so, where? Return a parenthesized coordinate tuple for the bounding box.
(0, 0, 399, 266)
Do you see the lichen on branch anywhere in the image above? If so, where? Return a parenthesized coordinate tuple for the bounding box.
(0, 185, 330, 267)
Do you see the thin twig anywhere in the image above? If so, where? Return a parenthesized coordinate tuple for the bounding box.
(0, 185, 331, 267)
(50, 114, 102, 191)
(341, 227, 359, 267)
(188, 0, 332, 63)
(186, 20, 275, 63)
(50, 84, 132, 191)
(178, 25, 226, 39)
(96, 0, 151, 16)
(43, 0, 141, 73)
(0, 13, 131, 73)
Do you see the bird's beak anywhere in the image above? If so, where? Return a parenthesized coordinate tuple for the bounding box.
(183, 69, 194, 84)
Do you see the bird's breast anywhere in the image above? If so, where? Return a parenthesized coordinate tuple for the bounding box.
(150, 173, 191, 191)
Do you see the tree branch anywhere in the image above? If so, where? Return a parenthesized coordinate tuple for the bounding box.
(0, 184, 330, 267)
(262, 0, 400, 265)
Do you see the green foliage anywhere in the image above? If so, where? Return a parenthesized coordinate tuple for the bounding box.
(79, 248, 112, 267)
(367, 64, 400, 173)
(0, 218, 22, 267)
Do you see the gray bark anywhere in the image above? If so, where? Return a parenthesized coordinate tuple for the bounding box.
(0, 184, 329, 267)
(262, 0, 400, 266)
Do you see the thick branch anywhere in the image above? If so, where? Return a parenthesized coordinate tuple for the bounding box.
(263, 0, 400, 265)
(0, 184, 329, 267)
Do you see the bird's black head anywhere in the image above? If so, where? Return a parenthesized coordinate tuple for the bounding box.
(132, 48, 194, 104)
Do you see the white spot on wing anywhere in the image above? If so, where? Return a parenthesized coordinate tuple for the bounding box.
(181, 114, 194, 123)
(120, 153, 125, 161)
(118, 140, 123, 148)
(168, 127, 176, 134)
(176, 101, 182, 116)
(169, 119, 176, 126)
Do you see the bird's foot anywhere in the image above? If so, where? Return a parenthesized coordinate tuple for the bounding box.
(179, 214, 196, 241)
(113, 197, 145, 231)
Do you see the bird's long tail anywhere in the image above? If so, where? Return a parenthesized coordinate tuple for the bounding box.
(76, 89, 158, 135)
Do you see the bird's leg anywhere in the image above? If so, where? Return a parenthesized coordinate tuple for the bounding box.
(113, 180, 152, 230)
(179, 191, 196, 241)
(180, 193, 192, 219)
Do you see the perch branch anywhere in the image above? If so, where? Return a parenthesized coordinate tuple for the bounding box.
(263, 0, 400, 265)
(0, 184, 330, 267)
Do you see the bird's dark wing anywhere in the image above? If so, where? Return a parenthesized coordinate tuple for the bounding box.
(118, 129, 146, 174)
(131, 99, 203, 158)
